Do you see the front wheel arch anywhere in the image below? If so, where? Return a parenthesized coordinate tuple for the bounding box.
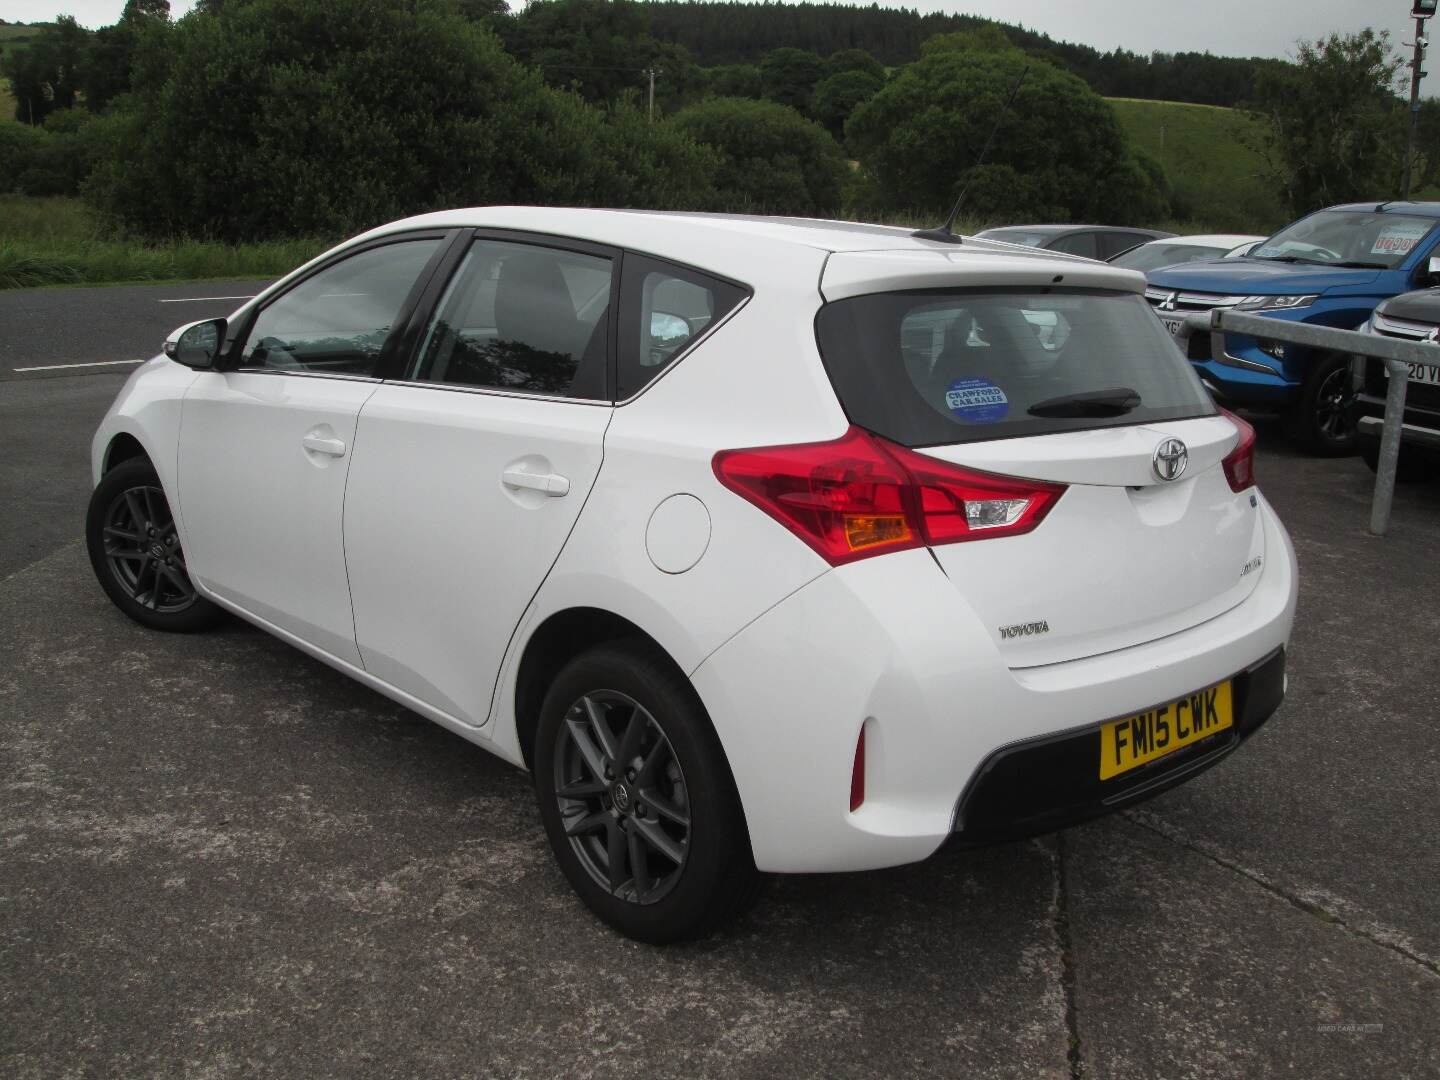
(1285, 350, 1359, 456)
(102, 432, 150, 476)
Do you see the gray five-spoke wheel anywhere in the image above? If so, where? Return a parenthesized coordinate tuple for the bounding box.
(552, 690, 691, 905)
(101, 484, 197, 614)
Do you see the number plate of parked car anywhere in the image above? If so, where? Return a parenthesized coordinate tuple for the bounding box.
(1382, 360, 1440, 385)
(1098, 681, 1234, 780)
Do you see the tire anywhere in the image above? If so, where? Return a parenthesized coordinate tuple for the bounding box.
(533, 640, 762, 943)
(1285, 352, 1359, 456)
(85, 457, 223, 632)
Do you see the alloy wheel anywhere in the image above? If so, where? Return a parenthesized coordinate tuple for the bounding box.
(101, 484, 197, 614)
(552, 690, 691, 905)
(1314, 365, 1357, 444)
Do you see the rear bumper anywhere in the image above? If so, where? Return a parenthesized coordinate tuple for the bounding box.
(949, 647, 1285, 847)
(690, 494, 1298, 873)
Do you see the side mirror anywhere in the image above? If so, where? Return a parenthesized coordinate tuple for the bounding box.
(1428, 255, 1440, 286)
(649, 311, 691, 344)
(163, 318, 226, 369)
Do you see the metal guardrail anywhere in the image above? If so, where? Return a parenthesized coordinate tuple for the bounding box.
(1177, 308, 1440, 536)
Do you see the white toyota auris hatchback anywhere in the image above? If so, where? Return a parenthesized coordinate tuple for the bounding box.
(88, 208, 1297, 942)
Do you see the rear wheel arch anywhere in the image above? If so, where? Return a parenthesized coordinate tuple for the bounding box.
(511, 607, 755, 853)
(514, 608, 690, 774)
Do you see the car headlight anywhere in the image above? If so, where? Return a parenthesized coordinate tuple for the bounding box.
(1235, 294, 1320, 312)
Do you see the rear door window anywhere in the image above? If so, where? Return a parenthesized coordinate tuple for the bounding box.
(616, 254, 748, 399)
(815, 288, 1215, 447)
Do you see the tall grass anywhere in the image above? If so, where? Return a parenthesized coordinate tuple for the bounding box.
(0, 195, 332, 290)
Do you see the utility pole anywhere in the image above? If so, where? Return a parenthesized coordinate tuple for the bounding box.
(646, 68, 657, 122)
(1405, 0, 1437, 199)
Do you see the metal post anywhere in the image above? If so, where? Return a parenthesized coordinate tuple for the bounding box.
(1369, 360, 1412, 536)
(1405, 13, 1429, 199)
(1199, 307, 1440, 538)
(647, 68, 656, 122)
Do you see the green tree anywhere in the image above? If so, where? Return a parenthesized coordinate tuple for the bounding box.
(84, 0, 717, 240)
(1245, 29, 1404, 216)
(759, 47, 823, 113)
(2, 16, 89, 124)
(812, 69, 882, 144)
(668, 96, 849, 214)
(919, 26, 1012, 58)
(706, 63, 761, 98)
(846, 35, 1168, 223)
(456, 0, 509, 19)
(1407, 98, 1440, 195)
(0, 110, 93, 194)
(120, 0, 171, 19)
(503, 0, 658, 105)
(824, 47, 884, 81)
(81, 0, 173, 114)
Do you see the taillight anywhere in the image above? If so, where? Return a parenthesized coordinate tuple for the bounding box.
(1220, 408, 1256, 492)
(712, 426, 1065, 566)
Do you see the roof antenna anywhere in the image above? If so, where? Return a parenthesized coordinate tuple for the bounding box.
(913, 66, 1029, 246)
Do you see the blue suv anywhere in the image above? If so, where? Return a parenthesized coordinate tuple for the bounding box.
(1145, 201, 1440, 454)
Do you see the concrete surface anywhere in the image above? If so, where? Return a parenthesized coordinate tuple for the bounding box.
(0, 280, 268, 380)
(0, 373, 126, 579)
(1, 283, 1438, 1078)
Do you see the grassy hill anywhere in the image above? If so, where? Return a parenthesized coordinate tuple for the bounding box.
(0, 21, 46, 58)
(1108, 97, 1286, 235)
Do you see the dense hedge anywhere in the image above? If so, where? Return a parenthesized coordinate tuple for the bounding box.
(84, 0, 721, 241)
(0, 113, 94, 196)
(667, 97, 850, 216)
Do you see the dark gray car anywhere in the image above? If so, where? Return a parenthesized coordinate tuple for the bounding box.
(974, 225, 1176, 261)
(1355, 286, 1440, 478)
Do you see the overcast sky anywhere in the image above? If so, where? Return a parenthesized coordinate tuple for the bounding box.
(0, 0, 1410, 62)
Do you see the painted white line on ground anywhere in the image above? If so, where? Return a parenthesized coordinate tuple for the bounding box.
(157, 295, 254, 303)
(13, 359, 146, 373)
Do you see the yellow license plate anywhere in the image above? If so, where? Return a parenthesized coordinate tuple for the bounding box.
(1099, 681, 1233, 780)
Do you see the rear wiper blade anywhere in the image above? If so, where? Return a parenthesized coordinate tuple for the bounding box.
(1028, 387, 1141, 418)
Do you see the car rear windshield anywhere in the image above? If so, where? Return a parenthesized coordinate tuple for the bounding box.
(814, 288, 1216, 448)
(1250, 210, 1437, 269)
(1110, 243, 1220, 272)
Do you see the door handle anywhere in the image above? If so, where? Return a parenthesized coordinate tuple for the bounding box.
(302, 433, 347, 457)
(502, 467, 570, 497)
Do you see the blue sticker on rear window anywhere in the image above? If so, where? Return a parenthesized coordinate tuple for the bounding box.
(945, 378, 1009, 423)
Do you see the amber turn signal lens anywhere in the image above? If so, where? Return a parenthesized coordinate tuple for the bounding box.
(844, 514, 912, 552)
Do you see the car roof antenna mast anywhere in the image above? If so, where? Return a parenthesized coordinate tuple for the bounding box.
(912, 67, 1029, 246)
